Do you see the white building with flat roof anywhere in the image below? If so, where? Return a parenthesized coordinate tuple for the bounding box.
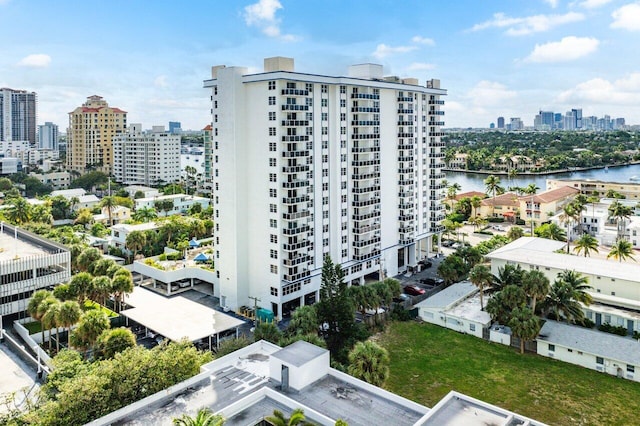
(134, 193, 211, 216)
(110, 222, 159, 252)
(203, 56, 447, 317)
(112, 124, 181, 186)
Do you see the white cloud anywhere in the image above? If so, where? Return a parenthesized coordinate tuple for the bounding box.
(557, 73, 640, 105)
(471, 12, 584, 36)
(611, 3, 640, 31)
(467, 81, 517, 107)
(407, 62, 436, 71)
(372, 44, 417, 59)
(544, 0, 559, 8)
(154, 75, 168, 88)
(16, 54, 51, 68)
(525, 36, 599, 62)
(243, 0, 298, 41)
(577, 0, 612, 8)
(411, 36, 435, 46)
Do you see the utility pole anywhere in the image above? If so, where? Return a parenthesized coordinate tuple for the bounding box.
(248, 296, 261, 322)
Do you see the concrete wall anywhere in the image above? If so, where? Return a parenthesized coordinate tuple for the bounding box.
(269, 350, 330, 391)
(418, 308, 485, 338)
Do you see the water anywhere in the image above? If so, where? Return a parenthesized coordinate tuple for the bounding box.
(445, 164, 640, 193)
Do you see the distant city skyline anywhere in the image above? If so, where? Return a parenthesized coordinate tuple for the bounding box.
(1, 0, 640, 129)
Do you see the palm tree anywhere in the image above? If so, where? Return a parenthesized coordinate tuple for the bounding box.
(559, 204, 578, 252)
(608, 201, 632, 241)
(470, 195, 483, 218)
(69, 196, 80, 212)
(58, 300, 82, 346)
(557, 270, 592, 305)
(27, 289, 52, 345)
(607, 238, 636, 263)
(484, 175, 503, 217)
(509, 306, 540, 354)
(536, 223, 567, 242)
(347, 340, 390, 387)
(489, 264, 524, 294)
(446, 183, 461, 209)
(7, 197, 31, 225)
(125, 230, 147, 260)
(100, 195, 116, 226)
(68, 272, 94, 303)
(76, 247, 102, 273)
(111, 273, 134, 312)
(265, 409, 307, 426)
(522, 270, 550, 314)
(72, 310, 110, 354)
(172, 408, 225, 426)
(573, 234, 599, 257)
(507, 226, 524, 241)
(42, 301, 62, 352)
(37, 297, 59, 351)
(543, 270, 592, 323)
(133, 206, 158, 223)
(469, 264, 493, 309)
(91, 276, 112, 305)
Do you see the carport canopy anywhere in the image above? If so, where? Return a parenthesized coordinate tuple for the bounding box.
(121, 287, 244, 342)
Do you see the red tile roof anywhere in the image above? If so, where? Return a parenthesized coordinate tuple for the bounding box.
(455, 191, 486, 200)
(481, 192, 520, 207)
(519, 186, 579, 203)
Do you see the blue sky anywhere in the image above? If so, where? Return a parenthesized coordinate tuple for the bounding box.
(2, 0, 640, 130)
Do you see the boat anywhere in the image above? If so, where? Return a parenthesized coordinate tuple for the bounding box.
(630, 176, 640, 181)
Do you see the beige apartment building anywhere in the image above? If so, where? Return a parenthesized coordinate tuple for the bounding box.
(547, 178, 640, 200)
(67, 95, 127, 173)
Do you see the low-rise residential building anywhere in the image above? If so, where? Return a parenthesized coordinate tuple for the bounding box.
(519, 185, 579, 227)
(416, 281, 491, 338)
(0, 223, 70, 321)
(492, 155, 537, 172)
(134, 193, 211, 216)
(123, 185, 160, 199)
(109, 222, 159, 252)
(537, 321, 640, 382)
(94, 205, 131, 226)
(446, 153, 469, 170)
(478, 192, 520, 220)
(89, 340, 545, 426)
(547, 178, 640, 201)
(29, 171, 71, 190)
(50, 188, 99, 211)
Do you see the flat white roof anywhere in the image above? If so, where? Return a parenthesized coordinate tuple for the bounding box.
(445, 294, 492, 325)
(112, 222, 158, 232)
(538, 321, 640, 366)
(487, 237, 639, 282)
(415, 281, 478, 310)
(121, 287, 244, 342)
(136, 193, 209, 203)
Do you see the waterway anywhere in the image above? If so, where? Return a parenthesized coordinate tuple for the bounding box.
(446, 163, 640, 193)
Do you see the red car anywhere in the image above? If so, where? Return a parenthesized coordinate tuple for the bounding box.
(403, 284, 426, 296)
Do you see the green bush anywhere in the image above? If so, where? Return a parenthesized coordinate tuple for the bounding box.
(167, 252, 181, 261)
(158, 254, 167, 261)
(474, 230, 494, 235)
(487, 217, 505, 223)
(390, 305, 412, 322)
(598, 323, 628, 336)
(447, 213, 466, 223)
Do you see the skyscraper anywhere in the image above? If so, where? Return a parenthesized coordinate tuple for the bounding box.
(204, 57, 447, 315)
(169, 121, 182, 134)
(38, 122, 59, 150)
(0, 88, 37, 145)
(67, 95, 127, 173)
(497, 117, 505, 129)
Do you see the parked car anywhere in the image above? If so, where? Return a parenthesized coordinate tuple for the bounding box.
(403, 284, 426, 296)
(365, 308, 386, 315)
(418, 260, 433, 268)
(393, 294, 411, 303)
(422, 277, 445, 286)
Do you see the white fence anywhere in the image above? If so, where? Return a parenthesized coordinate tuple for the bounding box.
(13, 321, 53, 368)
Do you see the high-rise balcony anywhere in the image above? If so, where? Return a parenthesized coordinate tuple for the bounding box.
(352, 236, 381, 248)
(281, 89, 309, 96)
(282, 150, 310, 158)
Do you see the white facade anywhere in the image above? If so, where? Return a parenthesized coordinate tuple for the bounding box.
(0, 223, 71, 318)
(29, 171, 71, 190)
(112, 124, 181, 186)
(0, 157, 20, 175)
(38, 122, 59, 150)
(110, 222, 159, 251)
(204, 57, 446, 316)
(134, 193, 211, 216)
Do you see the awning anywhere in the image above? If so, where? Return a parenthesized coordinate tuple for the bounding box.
(502, 211, 515, 217)
(194, 252, 209, 262)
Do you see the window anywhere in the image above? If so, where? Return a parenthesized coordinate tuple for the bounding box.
(628, 365, 635, 373)
(341, 208, 347, 217)
(323, 224, 329, 233)
(321, 99, 328, 107)
(341, 235, 347, 243)
(270, 249, 278, 259)
(270, 286, 278, 296)
(323, 238, 329, 247)
(268, 96, 276, 105)
(342, 249, 348, 257)
(269, 127, 276, 136)
(322, 196, 329, 205)
(270, 264, 278, 274)
(323, 210, 329, 219)
(269, 111, 276, 121)
(270, 219, 277, 228)
(269, 173, 277, 182)
(322, 113, 328, 121)
(270, 204, 277, 213)
(322, 183, 328, 191)
(321, 84, 328, 93)
(269, 158, 276, 166)
(269, 142, 276, 152)
(596, 357, 604, 365)
(469, 324, 476, 332)
(340, 85, 346, 94)
(269, 189, 277, 198)
(548, 344, 555, 352)
(268, 81, 276, 90)
(270, 234, 278, 243)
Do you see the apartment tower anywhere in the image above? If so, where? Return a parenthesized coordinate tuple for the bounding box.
(112, 124, 181, 186)
(204, 57, 446, 317)
(0, 88, 37, 145)
(67, 95, 127, 173)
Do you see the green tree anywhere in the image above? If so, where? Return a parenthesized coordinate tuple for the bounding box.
(74, 208, 94, 226)
(39, 297, 61, 352)
(7, 197, 31, 224)
(27, 289, 52, 345)
(522, 270, 550, 314)
(509, 307, 540, 354)
(90, 222, 108, 238)
(72, 310, 110, 353)
(534, 223, 567, 242)
(542, 270, 592, 323)
(608, 200, 633, 240)
(58, 300, 82, 346)
(573, 234, 599, 257)
(253, 320, 282, 344)
(507, 226, 524, 240)
(96, 328, 137, 359)
(484, 175, 503, 217)
(469, 264, 493, 309)
(265, 409, 307, 426)
(76, 247, 102, 273)
(125, 230, 147, 259)
(173, 408, 225, 426)
(133, 206, 157, 223)
(31, 203, 54, 224)
(100, 195, 116, 226)
(68, 272, 94, 303)
(347, 341, 390, 387)
(91, 276, 112, 306)
(607, 238, 636, 263)
(111, 272, 134, 312)
(287, 305, 319, 336)
(0, 177, 13, 191)
(470, 195, 483, 218)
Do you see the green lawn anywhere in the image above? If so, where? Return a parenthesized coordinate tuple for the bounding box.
(376, 321, 640, 425)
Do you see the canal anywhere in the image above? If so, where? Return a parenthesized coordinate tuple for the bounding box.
(445, 164, 640, 193)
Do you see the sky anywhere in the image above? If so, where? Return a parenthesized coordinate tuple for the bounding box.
(2, 0, 640, 130)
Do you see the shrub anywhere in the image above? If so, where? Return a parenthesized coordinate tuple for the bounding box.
(447, 213, 466, 223)
(576, 318, 595, 329)
(390, 305, 412, 322)
(598, 323, 628, 336)
(158, 254, 167, 261)
(487, 217, 505, 223)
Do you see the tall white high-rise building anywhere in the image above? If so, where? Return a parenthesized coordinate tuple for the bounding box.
(203, 57, 446, 317)
(0, 88, 37, 144)
(38, 121, 59, 150)
(112, 124, 181, 186)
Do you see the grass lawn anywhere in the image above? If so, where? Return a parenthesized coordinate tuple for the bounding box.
(376, 321, 640, 425)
